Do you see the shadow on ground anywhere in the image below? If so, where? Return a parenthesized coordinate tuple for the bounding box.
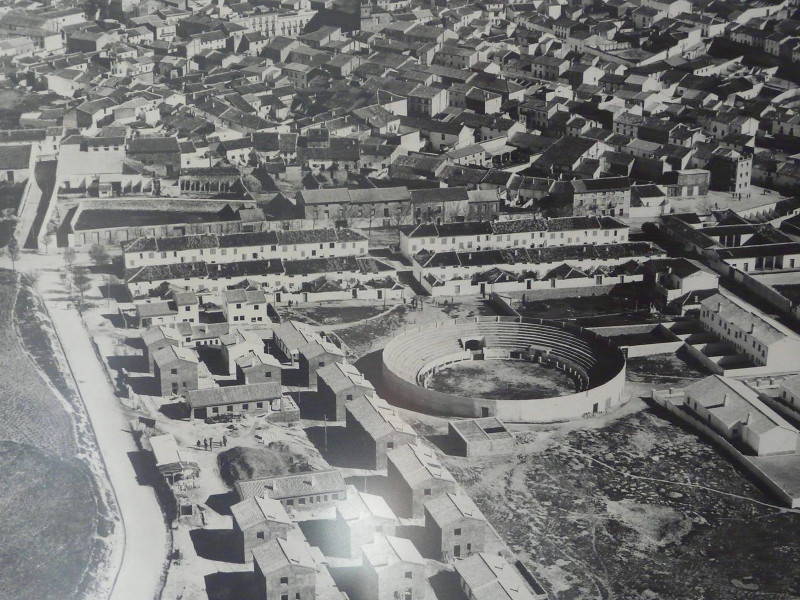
(190, 528, 241, 563)
(204, 571, 257, 600)
(305, 425, 372, 469)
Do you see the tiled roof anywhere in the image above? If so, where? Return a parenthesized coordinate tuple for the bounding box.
(235, 469, 347, 501)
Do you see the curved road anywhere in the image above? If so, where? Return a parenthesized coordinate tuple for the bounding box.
(32, 259, 169, 600)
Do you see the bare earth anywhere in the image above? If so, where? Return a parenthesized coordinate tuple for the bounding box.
(427, 360, 577, 400)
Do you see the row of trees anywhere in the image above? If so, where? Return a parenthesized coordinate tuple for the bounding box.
(5, 235, 115, 314)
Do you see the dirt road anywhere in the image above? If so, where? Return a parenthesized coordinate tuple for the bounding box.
(31, 258, 170, 600)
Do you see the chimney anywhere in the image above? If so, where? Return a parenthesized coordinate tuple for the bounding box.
(749, 322, 755, 334)
(716, 301, 722, 313)
(744, 413, 752, 426)
(722, 394, 728, 407)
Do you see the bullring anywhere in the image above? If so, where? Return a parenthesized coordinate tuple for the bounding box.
(382, 316, 627, 422)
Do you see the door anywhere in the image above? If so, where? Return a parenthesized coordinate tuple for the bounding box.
(454, 545, 461, 558)
(481, 407, 489, 417)
(6, 170, 13, 182)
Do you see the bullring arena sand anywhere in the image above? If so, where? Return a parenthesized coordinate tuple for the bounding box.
(426, 359, 578, 400)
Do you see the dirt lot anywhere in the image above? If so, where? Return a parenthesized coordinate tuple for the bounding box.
(427, 360, 577, 400)
(445, 405, 800, 600)
(513, 296, 662, 327)
(0, 269, 103, 600)
(626, 351, 711, 387)
(280, 300, 392, 326)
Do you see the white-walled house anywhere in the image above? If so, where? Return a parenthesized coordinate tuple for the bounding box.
(122, 228, 369, 269)
(221, 289, 270, 324)
(699, 294, 800, 373)
(684, 375, 798, 456)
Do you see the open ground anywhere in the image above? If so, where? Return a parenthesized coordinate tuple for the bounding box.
(0, 268, 115, 600)
(427, 359, 577, 400)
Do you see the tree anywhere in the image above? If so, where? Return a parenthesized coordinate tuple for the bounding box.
(6, 236, 19, 271)
(89, 243, 111, 268)
(71, 266, 92, 312)
(102, 273, 119, 307)
(64, 246, 76, 268)
(43, 219, 58, 253)
(390, 202, 414, 241)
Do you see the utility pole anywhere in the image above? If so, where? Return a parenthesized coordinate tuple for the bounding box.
(323, 414, 328, 452)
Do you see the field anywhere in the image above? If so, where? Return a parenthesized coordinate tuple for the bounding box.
(626, 351, 711, 386)
(281, 300, 390, 326)
(0, 269, 98, 600)
(335, 303, 414, 356)
(513, 296, 660, 327)
(427, 359, 577, 400)
(446, 406, 800, 600)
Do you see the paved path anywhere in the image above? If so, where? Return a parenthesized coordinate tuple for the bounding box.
(35, 262, 169, 600)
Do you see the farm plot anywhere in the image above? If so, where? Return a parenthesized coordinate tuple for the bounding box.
(447, 409, 800, 600)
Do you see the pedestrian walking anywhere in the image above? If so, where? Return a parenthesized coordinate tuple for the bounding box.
(223, 435, 228, 447)
(203, 438, 208, 451)
(209, 437, 214, 449)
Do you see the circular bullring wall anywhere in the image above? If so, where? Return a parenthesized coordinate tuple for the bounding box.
(382, 316, 627, 423)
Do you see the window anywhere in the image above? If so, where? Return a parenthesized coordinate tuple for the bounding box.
(299, 498, 306, 504)
(405, 571, 413, 579)
(170, 368, 178, 375)
(423, 488, 432, 496)
(213, 407, 219, 414)
(454, 528, 461, 536)
(257, 402, 263, 408)
(280, 577, 289, 585)
(387, 442, 394, 449)
(281, 595, 288, 600)
(257, 531, 265, 540)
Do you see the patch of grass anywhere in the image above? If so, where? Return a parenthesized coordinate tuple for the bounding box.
(286, 303, 388, 326)
(626, 351, 710, 385)
(0, 441, 96, 600)
(0, 268, 99, 600)
(218, 442, 311, 486)
(334, 304, 412, 357)
(14, 278, 77, 405)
